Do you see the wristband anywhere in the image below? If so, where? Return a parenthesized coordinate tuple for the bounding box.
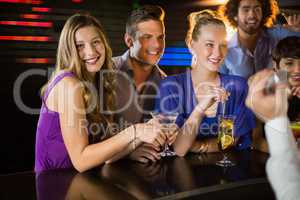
(132, 124, 137, 150)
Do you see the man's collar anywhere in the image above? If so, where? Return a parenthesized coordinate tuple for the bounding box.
(257, 28, 268, 42)
(119, 50, 132, 72)
(120, 50, 166, 78)
(228, 28, 267, 49)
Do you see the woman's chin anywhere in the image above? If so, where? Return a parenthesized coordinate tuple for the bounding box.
(207, 66, 220, 72)
(85, 63, 103, 73)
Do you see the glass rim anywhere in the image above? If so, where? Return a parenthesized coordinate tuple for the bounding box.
(218, 114, 236, 120)
(150, 111, 179, 117)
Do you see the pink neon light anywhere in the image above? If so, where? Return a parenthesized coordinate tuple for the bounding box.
(72, 0, 83, 3)
(16, 58, 54, 64)
(0, 36, 51, 41)
(32, 7, 51, 12)
(0, 20, 52, 27)
(20, 14, 43, 19)
(0, 0, 42, 4)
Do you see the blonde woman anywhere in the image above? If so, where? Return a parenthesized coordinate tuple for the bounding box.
(155, 10, 255, 156)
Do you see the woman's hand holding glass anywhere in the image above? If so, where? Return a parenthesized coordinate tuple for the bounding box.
(135, 121, 168, 148)
(150, 113, 179, 157)
(195, 85, 229, 114)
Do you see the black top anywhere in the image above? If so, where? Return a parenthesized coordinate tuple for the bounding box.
(288, 96, 300, 121)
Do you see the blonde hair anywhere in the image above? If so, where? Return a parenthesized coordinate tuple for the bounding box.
(186, 9, 225, 43)
(41, 13, 115, 141)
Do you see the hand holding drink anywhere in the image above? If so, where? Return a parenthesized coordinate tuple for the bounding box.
(150, 112, 178, 157)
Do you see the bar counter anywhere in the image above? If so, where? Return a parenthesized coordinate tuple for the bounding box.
(0, 150, 275, 200)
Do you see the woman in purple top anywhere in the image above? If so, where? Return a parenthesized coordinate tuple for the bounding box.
(35, 13, 167, 173)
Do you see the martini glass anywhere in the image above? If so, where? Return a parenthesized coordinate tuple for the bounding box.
(150, 112, 178, 157)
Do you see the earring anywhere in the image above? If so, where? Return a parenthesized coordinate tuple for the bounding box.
(192, 55, 197, 66)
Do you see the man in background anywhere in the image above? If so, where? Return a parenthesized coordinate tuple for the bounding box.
(218, 0, 300, 79)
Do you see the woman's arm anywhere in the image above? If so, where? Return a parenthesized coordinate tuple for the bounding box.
(189, 138, 219, 153)
(173, 85, 227, 156)
(57, 77, 163, 172)
(106, 121, 166, 164)
(104, 139, 143, 164)
(173, 105, 205, 156)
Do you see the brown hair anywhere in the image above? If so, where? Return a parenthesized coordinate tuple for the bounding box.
(218, 0, 279, 28)
(186, 9, 225, 43)
(126, 5, 165, 38)
(41, 13, 115, 141)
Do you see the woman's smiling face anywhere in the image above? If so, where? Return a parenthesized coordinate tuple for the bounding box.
(75, 26, 106, 75)
(190, 24, 227, 72)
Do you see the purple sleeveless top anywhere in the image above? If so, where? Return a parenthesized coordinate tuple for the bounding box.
(35, 72, 75, 172)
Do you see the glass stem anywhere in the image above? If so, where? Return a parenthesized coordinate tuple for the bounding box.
(223, 154, 228, 161)
(164, 140, 169, 151)
(164, 144, 168, 151)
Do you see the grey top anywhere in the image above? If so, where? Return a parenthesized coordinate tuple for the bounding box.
(112, 50, 166, 125)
